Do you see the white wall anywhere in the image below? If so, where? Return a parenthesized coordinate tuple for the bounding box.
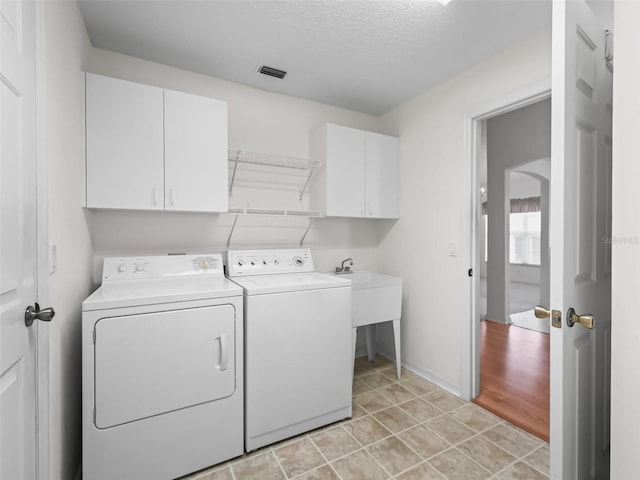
(45, 2, 94, 480)
(510, 264, 540, 286)
(375, 30, 551, 392)
(611, 1, 640, 477)
(83, 48, 391, 282)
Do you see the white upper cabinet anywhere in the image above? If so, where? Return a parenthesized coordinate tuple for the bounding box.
(326, 124, 366, 217)
(310, 123, 399, 219)
(365, 131, 399, 218)
(164, 89, 228, 212)
(86, 73, 164, 210)
(85, 73, 228, 212)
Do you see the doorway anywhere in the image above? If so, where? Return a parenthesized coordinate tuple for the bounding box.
(471, 97, 552, 441)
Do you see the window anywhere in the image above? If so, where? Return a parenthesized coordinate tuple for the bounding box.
(509, 211, 541, 265)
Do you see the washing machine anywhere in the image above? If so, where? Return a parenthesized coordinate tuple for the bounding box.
(82, 254, 243, 480)
(226, 248, 352, 451)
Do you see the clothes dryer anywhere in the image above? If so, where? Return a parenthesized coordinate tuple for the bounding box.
(82, 254, 243, 480)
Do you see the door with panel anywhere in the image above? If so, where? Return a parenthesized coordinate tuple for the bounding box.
(85, 73, 164, 210)
(164, 89, 228, 212)
(549, 0, 612, 478)
(365, 131, 399, 219)
(1, 0, 38, 478)
(325, 124, 366, 217)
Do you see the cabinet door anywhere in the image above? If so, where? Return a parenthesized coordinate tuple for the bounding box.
(325, 124, 366, 217)
(365, 132, 399, 218)
(86, 73, 164, 210)
(164, 89, 228, 212)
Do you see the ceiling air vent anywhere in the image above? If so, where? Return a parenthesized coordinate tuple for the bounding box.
(258, 65, 287, 79)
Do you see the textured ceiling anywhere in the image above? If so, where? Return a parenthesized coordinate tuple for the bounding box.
(77, 0, 552, 116)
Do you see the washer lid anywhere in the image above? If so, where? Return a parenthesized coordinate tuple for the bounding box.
(82, 276, 242, 311)
(229, 272, 350, 295)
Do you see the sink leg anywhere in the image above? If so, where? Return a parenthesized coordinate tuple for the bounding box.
(365, 324, 376, 362)
(352, 327, 358, 376)
(393, 318, 401, 379)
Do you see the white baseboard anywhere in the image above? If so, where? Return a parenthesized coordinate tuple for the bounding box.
(374, 347, 461, 398)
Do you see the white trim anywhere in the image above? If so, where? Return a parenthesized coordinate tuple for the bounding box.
(461, 78, 552, 401)
(35, 2, 50, 480)
(375, 348, 461, 397)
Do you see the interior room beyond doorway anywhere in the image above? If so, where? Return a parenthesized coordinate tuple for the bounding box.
(475, 98, 551, 441)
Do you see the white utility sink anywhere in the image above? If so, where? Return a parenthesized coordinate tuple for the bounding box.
(332, 270, 403, 379)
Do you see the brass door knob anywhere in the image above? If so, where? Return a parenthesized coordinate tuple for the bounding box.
(566, 308, 595, 329)
(534, 305, 551, 319)
(534, 305, 563, 329)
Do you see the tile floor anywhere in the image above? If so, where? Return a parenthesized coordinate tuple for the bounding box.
(184, 355, 549, 480)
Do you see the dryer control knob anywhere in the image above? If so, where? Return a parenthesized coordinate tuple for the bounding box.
(135, 263, 145, 272)
(117, 263, 127, 273)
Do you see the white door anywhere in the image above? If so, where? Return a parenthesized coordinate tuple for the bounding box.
(85, 73, 164, 210)
(1, 0, 38, 478)
(365, 131, 399, 219)
(164, 89, 228, 213)
(326, 124, 366, 217)
(550, 0, 612, 478)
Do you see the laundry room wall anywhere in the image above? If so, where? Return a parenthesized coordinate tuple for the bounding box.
(374, 30, 551, 394)
(83, 48, 393, 283)
(45, 2, 94, 480)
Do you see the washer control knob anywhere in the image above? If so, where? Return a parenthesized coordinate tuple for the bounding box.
(237, 259, 245, 267)
(117, 263, 127, 273)
(273, 257, 280, 265)
(293, 256, 305, 266)
(135, 263, 145, 272)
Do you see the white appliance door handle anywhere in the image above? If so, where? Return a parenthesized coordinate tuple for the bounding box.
(218, 333, 229, 371)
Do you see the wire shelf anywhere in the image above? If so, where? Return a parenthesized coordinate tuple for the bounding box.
(228, 150, 319, 199)
(228, 150, 319, 170)
(228, 207, 323, 217)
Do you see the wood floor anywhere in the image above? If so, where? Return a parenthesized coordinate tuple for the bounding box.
(473, 319, 550, 442)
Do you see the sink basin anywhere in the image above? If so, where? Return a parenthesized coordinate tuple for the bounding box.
(325, 270, 403, 379)
(330, 270, 403, 327)
(333, 270, 400, 290)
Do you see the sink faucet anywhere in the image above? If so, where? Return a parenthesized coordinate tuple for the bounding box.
(336, 257, 353, 273)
